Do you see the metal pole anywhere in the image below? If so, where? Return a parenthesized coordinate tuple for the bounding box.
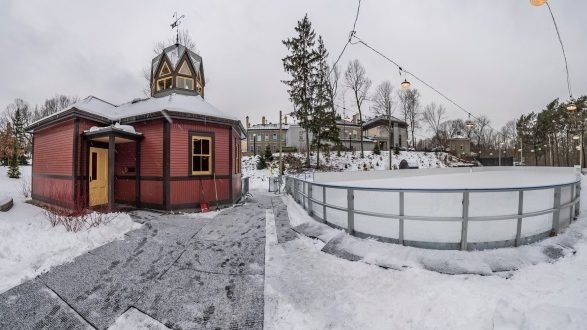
(388, 108, 392, 170)
(460, 191, 470, 251)
(552, 187, 561, 235)
(279, 110, 283, 194)
(347, 188, 354, 234)
(515, 191, 524, 247)
(253, 134, 256, 156)
(399, 191, 404, 245)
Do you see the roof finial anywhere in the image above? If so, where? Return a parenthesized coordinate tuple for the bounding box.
(171, 12, 185, 45)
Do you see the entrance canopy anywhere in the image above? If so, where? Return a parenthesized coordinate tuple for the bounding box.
(83, 124, 143, 143)
(83, 124, 143, 210)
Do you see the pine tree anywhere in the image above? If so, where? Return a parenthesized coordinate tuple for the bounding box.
(264, 145, 273, 161)
(282, 14, 319, 167)
(310, 36, 340, 168)
(373, 142, 381, 155)
(7, 143, 20, 178)
(256, 154, 267, 170)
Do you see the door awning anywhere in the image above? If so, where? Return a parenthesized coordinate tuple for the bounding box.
(83, 124, 143, 143)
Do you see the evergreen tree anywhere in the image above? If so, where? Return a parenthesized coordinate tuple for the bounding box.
(394, 145, 400, 156)
(256, 154, 267, 170)
(7, 143, 20, 178)
(282, 14, 319, 167)
(264, 145, 273, 161)
(310, 36, 340, 168)
(373, 142, 381, 155)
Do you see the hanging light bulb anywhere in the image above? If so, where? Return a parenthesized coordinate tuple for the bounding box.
(530, 0, 547, 6)
(465, 114, 475, 129)
(400, 79, 411, 90)
(567, 101, 577, 112)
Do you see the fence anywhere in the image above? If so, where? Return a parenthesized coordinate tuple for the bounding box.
(285, 169, 581, 250)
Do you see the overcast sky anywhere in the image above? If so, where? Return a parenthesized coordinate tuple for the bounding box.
(1, 0, 585, 134)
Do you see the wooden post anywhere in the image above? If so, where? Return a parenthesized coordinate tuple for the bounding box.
(108, 135, 115, 211)
(135, 140, 141, 208)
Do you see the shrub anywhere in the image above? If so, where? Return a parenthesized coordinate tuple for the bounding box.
(393, 145, 400, 156)
(373, 143, 381, 155)
(256, 154, 267, 170)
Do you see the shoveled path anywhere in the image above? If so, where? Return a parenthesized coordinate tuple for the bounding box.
(0, 195, 279, 330)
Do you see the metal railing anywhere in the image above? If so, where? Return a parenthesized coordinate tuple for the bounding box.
(285, 172, 581, 250)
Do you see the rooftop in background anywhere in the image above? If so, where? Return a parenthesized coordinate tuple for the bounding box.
(362, 115, 408, 130)
(248, 123, 290, 130)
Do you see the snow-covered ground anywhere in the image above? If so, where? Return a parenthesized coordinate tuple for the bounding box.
(243, 151, 458, 191)
(0, 166, 140, 293)
(264, 175, 587, 329)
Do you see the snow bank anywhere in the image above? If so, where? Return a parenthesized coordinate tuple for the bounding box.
(0, 166, 141, 293)
(266, 175, 587, 329)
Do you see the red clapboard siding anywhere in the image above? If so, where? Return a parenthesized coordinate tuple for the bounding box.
(169, 120, 230, 177)
(116, 143, 137, 176)
(115, 179, 135, 202)
(134, 120, 163, 177)
(170, 178, 230, 205)
(141, 180, 163, 204)
(33, 120, 74, 175)
(32, 177, 73, 207)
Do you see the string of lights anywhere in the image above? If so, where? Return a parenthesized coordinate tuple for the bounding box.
(330, 0, 361, 74)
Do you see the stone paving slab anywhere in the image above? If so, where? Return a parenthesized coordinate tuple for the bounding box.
(89, 234, 185, 281)
(176, 239, 265, 275)
(125, 221, 203, 247)
(134, 266, 264, 330)
(0, 195, 278, 330)
(39, 252, 146, 329)
(0, 280, 92, 330)
(194, 208, 266, 243)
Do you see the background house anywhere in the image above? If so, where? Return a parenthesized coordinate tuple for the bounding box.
(447, 136, 472, 156)
(362, 115, 408, 150)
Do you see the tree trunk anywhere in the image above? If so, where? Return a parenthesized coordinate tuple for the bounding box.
(316, 137, 320, 168)
(305, 128, 310, 167)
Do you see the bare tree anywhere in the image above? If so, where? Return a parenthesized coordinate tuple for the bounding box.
(344, 59, 371, 158)
(422, 103, 446, 146)
(371, 81, 396, 167)
(473, 115, 491, 150)
(398, 89, 421, 148)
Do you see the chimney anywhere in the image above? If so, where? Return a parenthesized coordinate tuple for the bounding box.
(352, 114, 358, 124)
(262, 116, 266, 125)
(246, 116, 250, 128)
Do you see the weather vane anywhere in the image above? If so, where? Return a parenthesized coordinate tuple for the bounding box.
(171, 12, 185, 44)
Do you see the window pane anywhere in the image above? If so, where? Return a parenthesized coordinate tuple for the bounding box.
(194, 138, 202, 154)
(202, 156, 209, 171)
(202, 139, 210, 154)
(193, 156, 201, 171)
(91, 152, 98, 180)
(185, 79, 193, 90)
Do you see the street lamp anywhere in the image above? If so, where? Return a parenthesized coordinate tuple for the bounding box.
(400, 79, 411, 90)
(349, 133, 352, 150)
(253, 133, 257, 156)
(531, 0, 574, 106)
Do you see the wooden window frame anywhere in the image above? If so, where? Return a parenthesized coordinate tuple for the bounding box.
(189, 132, 214, 176)
(159, 61, 171, 77)
(156, 77, 172, 91)
(178, 60, 192, 76)
(176, 76, 194, 90)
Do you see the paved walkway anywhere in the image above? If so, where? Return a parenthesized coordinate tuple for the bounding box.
(0, 194, 290, 330)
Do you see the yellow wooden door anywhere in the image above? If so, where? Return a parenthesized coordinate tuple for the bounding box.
(89, 147, 108, 206)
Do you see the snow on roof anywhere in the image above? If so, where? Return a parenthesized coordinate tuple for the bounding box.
(29, 93, 237, 128)
(248, 124, 290, 130)
(165, 46, 182, 69)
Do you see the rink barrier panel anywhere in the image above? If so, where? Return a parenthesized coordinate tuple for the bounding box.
(284, 171, 581, 251)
